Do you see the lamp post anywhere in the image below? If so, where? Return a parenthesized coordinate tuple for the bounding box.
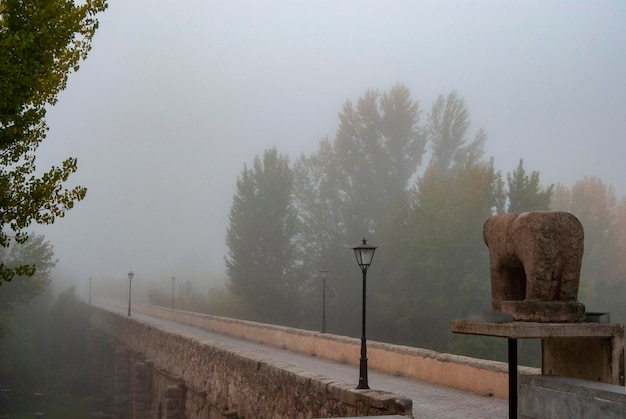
(171, 276, 176, 309)
(89, 277, 92, 305)
(319, 268, 329, 333)
(352, 238, 377, 390)
(127, 270, 134, 316)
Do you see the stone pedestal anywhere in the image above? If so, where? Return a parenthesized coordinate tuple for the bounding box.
(452, 318, 625, 419)
(542, 337, 624, 384)
(451, 319, 624, 385)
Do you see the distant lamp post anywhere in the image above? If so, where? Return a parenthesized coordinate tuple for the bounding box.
(89, 277, 92, 305)
(319, 268, 329, 333)
(171, 276, 176, 309)
(127, 270, 134, 316)
(352, 238, 377, 390)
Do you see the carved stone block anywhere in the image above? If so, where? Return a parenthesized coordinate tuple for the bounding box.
(483, 211, 585, 322)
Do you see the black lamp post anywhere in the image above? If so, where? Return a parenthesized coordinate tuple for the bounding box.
(352, 238, 377, 390)
(171, 276, 176, 309)
(127, 270, 134, 316)
(319, 268, 329, 333)
(89, 277, 92, 305)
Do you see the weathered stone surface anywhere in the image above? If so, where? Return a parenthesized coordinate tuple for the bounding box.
(483, 211, 585, 322)
(89, 309, 412, 418)
(451, 319, 625, 385)
(135, 302, 520, 399)
(519, 375, 626, 418)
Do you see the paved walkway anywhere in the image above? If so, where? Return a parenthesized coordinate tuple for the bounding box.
(105, 305, 508, 418)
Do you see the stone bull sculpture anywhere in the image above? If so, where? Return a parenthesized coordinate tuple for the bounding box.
(483, 211, 585, 322)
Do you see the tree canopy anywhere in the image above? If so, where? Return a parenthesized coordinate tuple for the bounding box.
(222, 84, 608, 363)
(289, 84, 426, 333)
(0, 0, 107, 283)
(225, 147, 299, 324)
(0, 234, 56, 309)
(507, 159, 553, 212)
(427, 91, 486, 176)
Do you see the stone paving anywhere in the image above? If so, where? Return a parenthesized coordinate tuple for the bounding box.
(119, 307, 508, 418)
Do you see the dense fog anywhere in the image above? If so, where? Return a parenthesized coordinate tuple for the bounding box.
(29, 2, 626, 299)
(2, 4, 626, 414)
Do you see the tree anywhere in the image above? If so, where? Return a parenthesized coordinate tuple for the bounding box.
(609, 197, 626, 283)
(291, 143, 348, 330)
(331, 84, 425, 240)
(427, 91, 486, 176)
(0, 0, 107, 283)
(292, 140, 344, 278)
(595, 196, 626, 327)
(375, 92, 501, 353)
(380, 84, 427, 190)
(506, 159, 553, 212)
(550, 177, 626, 328)
(550, 177, 617, 298)
(292, 84, 425, 334)
(225, 147, 299, 325)
(0, 234, 56, 310)
(377, 159, 504, 351)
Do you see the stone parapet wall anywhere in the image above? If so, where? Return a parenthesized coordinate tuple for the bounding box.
(89, 306, 412, 418)
(133, 303, 539, 400)
(519, 375, 626, 418)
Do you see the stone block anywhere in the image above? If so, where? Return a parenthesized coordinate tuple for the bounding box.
(484, 211, 585, 322)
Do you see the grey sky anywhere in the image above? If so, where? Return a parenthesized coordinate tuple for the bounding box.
(35, 1, 626, 288)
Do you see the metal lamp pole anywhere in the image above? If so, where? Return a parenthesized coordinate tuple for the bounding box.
(171, 276, 176, 309)
(352, 238, 377, 390)
(89, 277, 92, 305)
(127, 270, 134, 316)
(319, 269, 329, 333)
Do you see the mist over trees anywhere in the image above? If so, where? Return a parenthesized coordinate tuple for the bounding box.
(507, 159, 553, 213)
(225, 147, 300, 324)
(0, 236, 92, 416)
(551, 177, 626, 324)
(224, 83, 626, 361)
(0, 234, 56, 306)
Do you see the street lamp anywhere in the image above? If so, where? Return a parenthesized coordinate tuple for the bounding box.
(319, 268, 329, 333)
(127, 270, 134, 316)
(171, 276, 176, 309)
(89, 277, 92, 305)
(352, 238, 377, 390)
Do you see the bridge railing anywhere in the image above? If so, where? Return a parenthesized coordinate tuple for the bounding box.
(131, 302, 539, 399)
(90, 303, 413, 417)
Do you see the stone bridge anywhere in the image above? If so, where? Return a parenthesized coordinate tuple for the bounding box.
(86, 302, 524, 418)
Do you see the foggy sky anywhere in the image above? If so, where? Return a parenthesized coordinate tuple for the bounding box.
(34, 1, 626, 291)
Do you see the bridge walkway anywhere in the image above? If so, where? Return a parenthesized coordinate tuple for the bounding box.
(102, 304, 508, 418)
